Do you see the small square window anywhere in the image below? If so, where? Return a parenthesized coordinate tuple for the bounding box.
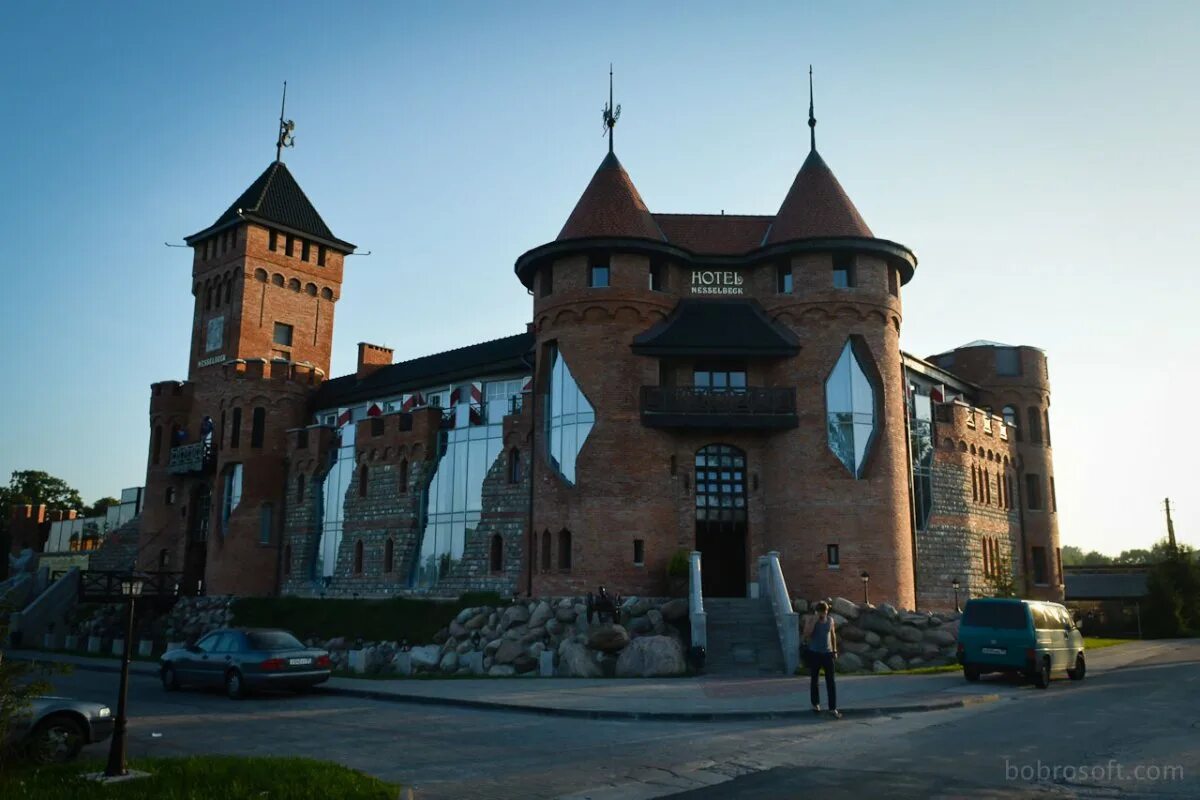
(827, 544, 840, 568)
(589, 262, 610, 288)
(273, 322, 294, 347)
(633, 539, 645, 566)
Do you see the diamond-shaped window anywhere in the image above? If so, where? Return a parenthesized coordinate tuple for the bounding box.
(546, 346, 594, 484)
(825, 340, 878, 478)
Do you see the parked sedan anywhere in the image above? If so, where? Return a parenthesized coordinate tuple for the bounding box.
(160, 628, 331, 699)
(6, 697, 114, 763)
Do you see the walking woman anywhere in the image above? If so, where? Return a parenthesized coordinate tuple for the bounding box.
(802, 601, 841, 718)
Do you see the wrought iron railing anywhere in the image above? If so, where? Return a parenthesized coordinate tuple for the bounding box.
(640, 386, 797, 418)
(61, 570, 186, 602)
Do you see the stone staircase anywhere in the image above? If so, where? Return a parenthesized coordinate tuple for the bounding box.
(703, 597, 786, 675)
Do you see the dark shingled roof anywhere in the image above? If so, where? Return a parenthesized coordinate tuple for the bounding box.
(653, 214, 773, 255)
(1064, 571, 1150, 600)
(558, 152, 665, 242)
(631, 299, 800, 357)
(312, 332, 534, 410)
(765, 150, 872, 244)
(186, 161, 354, 251)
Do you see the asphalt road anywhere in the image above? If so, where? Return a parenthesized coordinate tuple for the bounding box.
(43, 640, 1199, 799)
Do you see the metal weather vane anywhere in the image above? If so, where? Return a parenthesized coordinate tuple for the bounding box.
(276, 81, 296, 162)
(602, 64, 620, 154)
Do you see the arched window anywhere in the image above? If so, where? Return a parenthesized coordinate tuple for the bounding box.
(971, 465, 978, 501)
(230, 407, 242, 448)
(825, 338, 880, 478)
(1043, 409, 1052, 446)
(398, 459, 408, 493)
(490, 534, 503, 573)
(305, 282, 317, 296)
(384, 538, 395, 574)
(321, 287, 334, 300)
(250, 407, 266, 448)
(288, 278, 301, 292)
(152, 425, 163, 465)
(982, 537, 990, 576)
(1002, 405, 1019, 441)
(296, 473, 305, 503)
(985, 470, 992, 504)
(254, 268, 267, 282)
(353, 539, 364, 574)
(283, 544, 292, 575)
(507, 449, 521, 484)
(224, 278, 232, 304)
(358, 464, 369, 498)
(541, 529, 551, 571)
(205, 283, 213, 310)
(165, 487, 175, 505)
(1027, 407, 1043, 444)
(557, 529, 572, 571)
(271, 273, 284, 287)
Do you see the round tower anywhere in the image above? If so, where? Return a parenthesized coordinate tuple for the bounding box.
(928, 343, 1061, 599)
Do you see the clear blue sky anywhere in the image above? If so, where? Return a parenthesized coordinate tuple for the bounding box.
(1, 2, 1197, 555)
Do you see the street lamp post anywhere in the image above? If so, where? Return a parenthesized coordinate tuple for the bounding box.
(104, 574, 144, 778)
(952, 578, 961, 613)
(860, 571, 870, 606)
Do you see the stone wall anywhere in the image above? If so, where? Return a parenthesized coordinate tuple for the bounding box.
(795, 596, 960, 673)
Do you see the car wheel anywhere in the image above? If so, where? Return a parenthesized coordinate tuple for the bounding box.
(29, 714, 86, 764)
(1068, 654, 1086, 681)
(225, 669, 245, 700)
(1033, 657, 1051, 689)
(963, 664, 981, 682)
(162, 665, 180, 691)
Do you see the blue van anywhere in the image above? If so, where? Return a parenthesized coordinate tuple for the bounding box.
(956, 598, 1086, 688)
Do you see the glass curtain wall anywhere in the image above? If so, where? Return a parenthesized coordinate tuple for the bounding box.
(909, 386, 934, 529)
(825, 340, 878, 478)
(545, 346, 594, 484)
(318, 417, 356, 579)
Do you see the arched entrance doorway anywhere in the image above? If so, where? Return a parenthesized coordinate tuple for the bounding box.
(694, 444, 748, 597)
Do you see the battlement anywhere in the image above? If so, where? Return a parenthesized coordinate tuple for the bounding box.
(353, 407, 443, 460)
(935, 400, 1014, 451)
(218, 357, 326, 388)
(929, 343, 1049, 392)
(10, 503, 47, 523)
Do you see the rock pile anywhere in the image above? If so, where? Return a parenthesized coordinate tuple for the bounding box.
(794, 596, 961, 673)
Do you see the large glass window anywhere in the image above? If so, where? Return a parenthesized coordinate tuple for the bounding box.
(545, 346, 595, 485)
(694, 366, 747, 394)
(995, 347, 1021, 376)
(589, 261, 610, 288)
(318, 413, 357, 579)
(832, 254, 856, 288)
(908, 385, 934, 529)
(222, 463, 243, 534)
(485, 378, 526, 424)
(694, 444, 746, 523)
(826, 340, 878, 478)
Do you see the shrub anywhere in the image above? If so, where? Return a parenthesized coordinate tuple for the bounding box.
(666, 549, 690, 579)
(232, 595, 479, 645)
(1143, 544, 1200, 638)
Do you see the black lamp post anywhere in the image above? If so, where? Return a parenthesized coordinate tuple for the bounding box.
(104, 574, 144, 778)
(860, 571, 870, 605)
(952, 578, 961, 613)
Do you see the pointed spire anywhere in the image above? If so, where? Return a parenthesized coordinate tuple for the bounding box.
(275, 81, 295, 162)
(808, 65, 817, 152)
(558, 152, 663, 242)
(603, 64, 621, 155)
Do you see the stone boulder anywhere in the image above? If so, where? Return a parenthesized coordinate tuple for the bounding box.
(557, 641, 603, 678)
(841, 639, 871, 655)
(455, 607, 477, 624)
(792, 597, 808, 614)
(896, 626, 924, 644)
(587, 624, 630, 653)
(439, 651, 459, 672)
(830, 597, 860, 620)
(464, 612, 489, 631)
(872, 659, 893, 674)
(487, 664, 515, 677)
(448, 620, 468, 639)
(513, 653, 538, 674)
(886, 654, 908, 671)
(660, 598, 689, 622)
(830, 612, 849, 627)
(555, 606, 577, 624)
(628, 615, 655, 636)
(615, 636, 686, 678)
(877, 603, 900, 621)
(409, 645, 441, 670)
(835, 652, 864, 673)
(858, 614, 897, 637)
(837, 624, 865, 642)
(864, 630, 881, 646)
(527, 601, 554, 630)
(501, 604, 530, 630)
(923, 628, 956, 646)
(494, 639, 524, 665)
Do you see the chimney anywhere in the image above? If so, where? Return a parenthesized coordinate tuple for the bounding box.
(357, 342, 394, 380)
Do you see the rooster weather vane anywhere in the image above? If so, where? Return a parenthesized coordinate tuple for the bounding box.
(276, 81, 296, 162)
(602, 65, 620, 154)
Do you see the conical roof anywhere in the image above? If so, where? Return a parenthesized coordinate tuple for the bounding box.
(186, 161, 354, 250)
(765, 150, 872, 244)
(558, 152, 664, 242)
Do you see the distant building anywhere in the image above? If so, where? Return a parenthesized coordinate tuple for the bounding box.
(137, 91, 1062, 609)
(44, 487, 144, 553)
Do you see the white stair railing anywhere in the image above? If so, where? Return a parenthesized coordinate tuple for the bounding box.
(758, 551, 799, 674)
(688, 550, 707, 651)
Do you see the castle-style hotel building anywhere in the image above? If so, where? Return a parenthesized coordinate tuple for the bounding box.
(138, 87, 1062, 611)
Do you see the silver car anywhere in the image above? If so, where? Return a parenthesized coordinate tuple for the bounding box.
(8, 696, 114, 763)
(160, 628, 331, 699)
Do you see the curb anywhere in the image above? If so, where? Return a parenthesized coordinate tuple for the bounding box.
(13, 651, 1000, 722)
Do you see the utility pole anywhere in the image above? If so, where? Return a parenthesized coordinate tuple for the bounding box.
(1165, 497, 1178, 553)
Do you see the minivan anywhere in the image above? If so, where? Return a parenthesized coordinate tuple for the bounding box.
(956, 598, 1085, 688)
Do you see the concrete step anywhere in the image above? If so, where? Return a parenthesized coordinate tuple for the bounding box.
(702, 596, 787, 675)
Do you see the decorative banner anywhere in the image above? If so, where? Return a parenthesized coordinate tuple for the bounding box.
(690, 270, 744, 295)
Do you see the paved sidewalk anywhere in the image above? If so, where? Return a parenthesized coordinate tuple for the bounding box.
(9, 639, 1174, 722)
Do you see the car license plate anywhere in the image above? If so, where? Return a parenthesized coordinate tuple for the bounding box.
(981, 647, 1006, 655)
(289, 658, 312, 666)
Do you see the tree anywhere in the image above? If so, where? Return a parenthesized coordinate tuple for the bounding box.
(1142, 543, 1200, 637)
(81, 496, 120, 519)
(985, 552, 1018, 598)
(0, 608, 54, 768)
(4, 470, 83, 512)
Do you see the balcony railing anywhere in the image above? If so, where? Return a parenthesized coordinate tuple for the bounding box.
(640, 386, 798, 429)
(167, 441, 213, 475)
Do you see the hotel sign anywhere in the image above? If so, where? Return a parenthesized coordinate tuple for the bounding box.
(196, 354, 225, 368)
(690, 270, 744, 296)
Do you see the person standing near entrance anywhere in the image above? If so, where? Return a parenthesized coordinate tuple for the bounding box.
(802, 601, 841, 718)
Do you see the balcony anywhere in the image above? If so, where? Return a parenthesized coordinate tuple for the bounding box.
(640, 386, 798, 430)
(167, 441, 213, 475)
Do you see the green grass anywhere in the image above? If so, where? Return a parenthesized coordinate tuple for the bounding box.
(232, 593, 503, 644)
(1084, 636, 1135, 650)
(884, 663, 962, 675)
(0, 756, 400, 799)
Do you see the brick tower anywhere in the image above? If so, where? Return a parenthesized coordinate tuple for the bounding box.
(138, 154, 354, 596)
